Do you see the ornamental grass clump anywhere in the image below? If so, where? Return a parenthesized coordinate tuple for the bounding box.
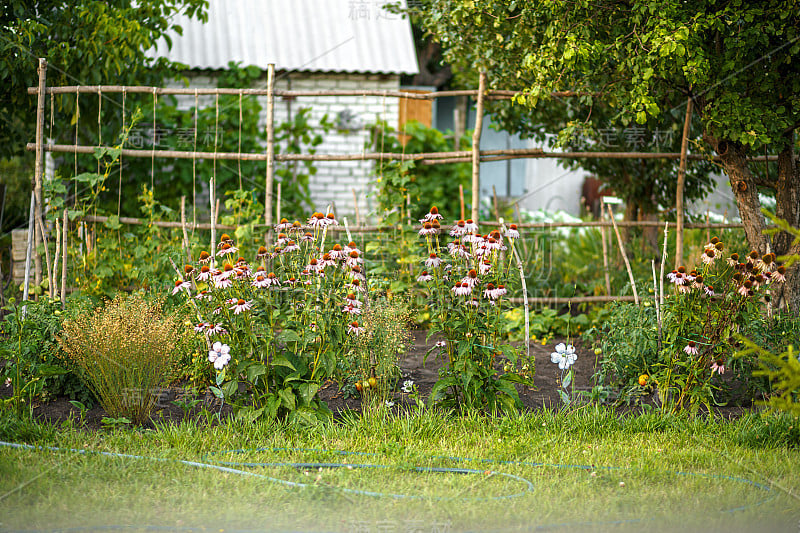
(346, 297, 412, 408)
(58, 293, 185, 425)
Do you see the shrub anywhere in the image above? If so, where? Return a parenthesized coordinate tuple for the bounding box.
(58, 292, 186, 425)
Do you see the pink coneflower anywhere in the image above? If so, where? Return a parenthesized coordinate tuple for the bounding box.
(300, 231, 315, 243)
(495, 284, 507, 298)
(193, 322, 208, 333)
(425, 253, 442, 269)
(307, 212, 326, 227)
(450, 219, 467, 237)
(350, 278, 366, 293)
(230, 299, 253, 314)
(329, 244, 345, 260)
(701, 248, 717, 265)
(347, 321, 365, 335)
(345, 241, 362, 255)
(464, 219, 478, 233)
(483, 282, 498, 300)
(704, 285, 715, 297)
(345, 250, 363, 268)
(217, 233, 233, 246)
(505, 224, 520, 240)
(195, 290, 212, 301)
(324, 212, 339, 226)
(350, 265, 366, 281)
(420, 206, 444, 223)
(172, 279, 191, 295)
(252, 274, 270, 288)
(274, 218, 292, 231)
(419, 221, 438, 236)
(479, 260, 492, 275)
(342, 304, 361, 315)
(205, 323, 227, 336)
(290, 220, 303, 232)
(282, 240, 300, 253)
(452, 281, 472, 297)
(683, 341, 699, 356)
(275, 233, 290, 246)
(214, 276, 233, 289)
(726, 253, 739, 267)
(417, 271, 433, 282)
(710, 358, 726, 375)
(345, 293, 361, 307)
(773, 265, 787, 283)
(738, 279, 753, 296)
(468, 298, 480, 307)
(435, 340, 447, 348)
(677, 280, 692, 294)
(461, 269, 479, 288)
(216, 243, 239, 257)
(462, 232, 482, 245)
(317, 253, 335, 269)
(198, 251, 212, 264)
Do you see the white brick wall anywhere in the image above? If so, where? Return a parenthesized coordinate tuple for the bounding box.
(169, 72, 401, 222)
(274, 73, 399, 220)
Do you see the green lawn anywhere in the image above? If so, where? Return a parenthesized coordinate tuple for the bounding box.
(1, 408, 798, 532)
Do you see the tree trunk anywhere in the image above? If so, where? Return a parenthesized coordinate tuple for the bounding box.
(773, 132, 800, 312)
(706, 133, 800, 312)
(704, 136, 770, 253)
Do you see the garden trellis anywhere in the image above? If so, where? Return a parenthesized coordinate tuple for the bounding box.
(23, 58, 776, 306)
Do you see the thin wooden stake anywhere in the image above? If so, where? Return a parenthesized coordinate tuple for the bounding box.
(492, 185, 500, 220)
(675, 97, 693, 269)
(36, 215, 54, 298)
(61, 208, 68, 308)
(514, 203, 529, 258)
(53, 216, 60, 300)
(180, 196, 190, 262)
(33, 58, 47, 288)
(607, 205, 639, 305)
(471, 70, 487, 222)
(459, 184, 465, 220)
(600, 198, 611, 295)
(275, 182, 282, 227)
(209, 178, 216, 268)
(22, 191, 35, 315)
(264, 63, 275, 243)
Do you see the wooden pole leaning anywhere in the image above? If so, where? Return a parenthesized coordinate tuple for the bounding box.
(264, 63, 276, 244)
(33, 58, 47, 288)
(471, 71, 487, 222)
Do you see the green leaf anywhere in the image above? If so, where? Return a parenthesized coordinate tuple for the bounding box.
(245, 362, 267, 382)
(271, 354, 296, 370)
(278, 387, 296, 410)
(222, 380, 239, 398)
(298, 382, 320, 405)
(104, 214, 122, 230)
(278, 329, 302, 344)
(36, 365, 69, 377)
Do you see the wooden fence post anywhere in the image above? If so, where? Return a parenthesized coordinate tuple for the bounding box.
(471, 71, 487, 222)
(33, 58, 47, 289)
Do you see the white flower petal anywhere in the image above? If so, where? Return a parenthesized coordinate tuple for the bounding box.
(555, 342, 566, 354)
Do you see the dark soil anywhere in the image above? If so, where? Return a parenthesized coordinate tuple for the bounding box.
(3, 332, 751, 431)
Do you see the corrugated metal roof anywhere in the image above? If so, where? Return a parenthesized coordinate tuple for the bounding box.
(150, 0, 419, 75)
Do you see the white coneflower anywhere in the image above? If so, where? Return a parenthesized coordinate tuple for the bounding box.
(416, 271, 433, 282)
(494, 284, 507, 298)
(172, 279, 191, 295)
(435, 340, 447, 348)
(462, 232, 481, 245)
(350, 279, 366, 293)
(464, 219, 478, 233)
(198, 251, 212, 264)
(283, 240, 300, 253)
(452, 282, 472, 297)
(208, 341, 231, 370)
(479, 260, 492, 275)
(468, 297, 480, 307)
(347, 321, 365, 335)
(318, 253, 336, 269)
(323, 212, 339, 226)
(425, 253, 442, 269)
(345, 241, 362, 255)
(726, 253, 739, 267)
(550, 343, 577, 370)
(214, 276, 233, 289)
(342, 304, 361, 315)
(704, 285, 715, 297)
(350, 265, 366, 281)
(683, 341, 699, 356)
(300, 232, 315, 243)
(738, 280, 753, 296)
(230, 299, 253, 315)
(710, 358, 726, 375)
(195, 290, 212, 301)
(205, 323, 227, 336)
(193, 322, 207, 333)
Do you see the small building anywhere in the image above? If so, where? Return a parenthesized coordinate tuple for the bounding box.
(149, 0, 419, 217)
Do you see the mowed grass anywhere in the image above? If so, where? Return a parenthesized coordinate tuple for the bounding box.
(0, 407, 798, 532)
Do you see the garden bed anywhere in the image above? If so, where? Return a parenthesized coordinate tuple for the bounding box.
(4, 331, 752, 430)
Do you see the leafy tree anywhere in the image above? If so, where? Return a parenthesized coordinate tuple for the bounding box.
(416, 0, 800, 310)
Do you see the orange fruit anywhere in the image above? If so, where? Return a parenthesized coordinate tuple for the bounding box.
(638, 374, 649, 386)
